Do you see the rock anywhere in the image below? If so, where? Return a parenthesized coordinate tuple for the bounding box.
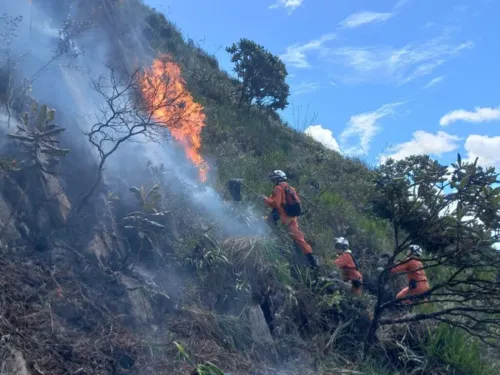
(119, 275, 174, 325)
(39, 171, 71, 226)
(0, 345, 30, 375)
(247, 305, 273, 346)
(0, 193, 21, 242)
(87, 229, 124, 268)
(119, 275, 155, 324)
(86, 193, 126, 267)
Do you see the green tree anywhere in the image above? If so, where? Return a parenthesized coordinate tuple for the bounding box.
(366, 154, 500, 352)
(226, 38, 290, 110)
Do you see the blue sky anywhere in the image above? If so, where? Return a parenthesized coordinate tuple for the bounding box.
(145, 0, 500, 169)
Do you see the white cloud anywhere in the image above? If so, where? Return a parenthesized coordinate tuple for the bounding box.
(340, 102, 403, 155)
(280, 34, 336, 68)
(269, 0, 304, 14)
(464, 134, 500, 168)
(321, 35, 473, 85)
(292, 81, 321, 95)
(340, 11, 393, 29)
(424, 76, 445, 88)
(304, 125, 340, 152)
(379, 130, 460, 164)
(394, 0, 411, 9)
(440, 107, 500, 126)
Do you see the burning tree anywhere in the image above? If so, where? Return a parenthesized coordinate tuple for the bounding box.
(366, 154, 500, 351)
(81, 55, 208, 208)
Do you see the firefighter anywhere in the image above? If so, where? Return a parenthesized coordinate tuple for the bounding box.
(334, 237, 363, 296)
(261, 170, 318, 270)
(387, 245, 430, 304)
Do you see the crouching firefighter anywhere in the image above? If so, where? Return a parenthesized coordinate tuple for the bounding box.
(389, 244, 430, 304)
(262, 170, 318, 270)
(334, 237, 363, 296)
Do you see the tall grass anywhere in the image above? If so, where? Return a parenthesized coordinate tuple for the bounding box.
(422, 324, 494, 375)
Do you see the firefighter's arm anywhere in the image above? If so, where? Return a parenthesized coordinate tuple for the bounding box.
(390, 261, 409, 274)
(334, 253, 348, 269)
(264, 186, 283, 208)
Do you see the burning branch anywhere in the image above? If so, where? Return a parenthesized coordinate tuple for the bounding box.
(80, 57, 206, 210)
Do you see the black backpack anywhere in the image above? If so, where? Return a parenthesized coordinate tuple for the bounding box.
(349, 252, 360, 271)
(281, 184, 303, 217)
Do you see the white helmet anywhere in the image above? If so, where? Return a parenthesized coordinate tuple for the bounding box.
(409, 244, 423, 257)
(269, 170, 287, 182)
(335, 237, 349, 251)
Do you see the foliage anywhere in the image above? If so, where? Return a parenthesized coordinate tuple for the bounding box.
(121, 184, 170, 268)
(174, 341, 226, 375)
(226, 38, 290, 110)
(5, 1, 496, 373)
(368, 153, 500, 350)
(8, 103, 69, 173)
(422, 324, 494, 375)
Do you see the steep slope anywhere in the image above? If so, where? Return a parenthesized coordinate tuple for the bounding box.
(0, 1, 495, 375)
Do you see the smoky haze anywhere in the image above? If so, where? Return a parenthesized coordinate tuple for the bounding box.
(0, 0, 268, 237)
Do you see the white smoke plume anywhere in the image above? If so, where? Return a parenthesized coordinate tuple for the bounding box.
(0, 0, 267, 236)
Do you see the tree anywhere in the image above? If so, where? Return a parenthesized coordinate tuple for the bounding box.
(366, 154, 500, 352)
(79, 59, 194, 210)
(226, 38, 290, 111)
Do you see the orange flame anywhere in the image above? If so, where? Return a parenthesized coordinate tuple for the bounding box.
(139, 55, 208, 182)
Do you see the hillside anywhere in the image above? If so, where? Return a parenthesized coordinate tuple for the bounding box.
(1, 1, 500, 374)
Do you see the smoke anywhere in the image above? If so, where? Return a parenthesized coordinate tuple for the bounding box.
(0, 0, 267, 236)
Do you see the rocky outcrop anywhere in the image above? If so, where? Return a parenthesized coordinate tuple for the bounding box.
(0, 345, 30, 375)
(247, 304, 273, 345)
(0, 191, 21, 247)
(39, 170, 71, 227)
(119, 274, 175, 325)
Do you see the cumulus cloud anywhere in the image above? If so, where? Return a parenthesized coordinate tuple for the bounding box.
(464, 134, 500, 168)
(304, 125, 340, 152)
(440, 107, 500, 126)
(340, 11, 393, 29)
(269, 0, 304, 14)
(340, 102, 403, 155)
(280, 34, 336, 68)
(379, 130, 460, 164)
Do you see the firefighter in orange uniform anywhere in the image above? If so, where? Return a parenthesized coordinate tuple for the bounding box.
(262, 170, 318, 270)
(387, 245, 430, 304)
(334, 237, 363, 296)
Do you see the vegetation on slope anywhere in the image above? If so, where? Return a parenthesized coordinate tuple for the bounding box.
(0, 1, 499, 374)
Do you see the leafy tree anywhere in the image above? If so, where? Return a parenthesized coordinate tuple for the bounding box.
(226, 38, 290, 110)
(366, 154, 500, 351)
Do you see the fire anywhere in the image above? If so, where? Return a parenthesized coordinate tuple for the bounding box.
(139, 55, 208, 182)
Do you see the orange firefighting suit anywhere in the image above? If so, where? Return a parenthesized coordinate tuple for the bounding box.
(264, 182, 313, 255)
(335, 252, 363, 296)
(391, 257, 430, 304)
